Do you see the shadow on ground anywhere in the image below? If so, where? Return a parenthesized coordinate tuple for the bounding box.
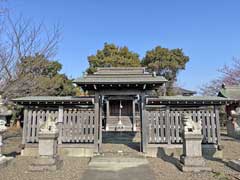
(156, 147, 180, 168)
(102, 132, 140, 152)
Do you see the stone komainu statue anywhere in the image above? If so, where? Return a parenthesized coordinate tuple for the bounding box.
(182, 114, 202, 134)
(39, 115, 58, 133)
(230, 107, 240, 134)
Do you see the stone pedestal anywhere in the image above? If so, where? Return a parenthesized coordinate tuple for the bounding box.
(227, 120, 240, 139)
(29, 132, 62, 171)
(177, 133, 211, 172)
(0, 115, 6, 122)
(228, 160, 240, 172)
(0, 131, 13, 168)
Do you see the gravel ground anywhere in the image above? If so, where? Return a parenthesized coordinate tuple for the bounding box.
(1, 128, 90, 180)
(1, 128, 240, 180)
(0, 156, 90, 180)
(149, 134, 240, 180)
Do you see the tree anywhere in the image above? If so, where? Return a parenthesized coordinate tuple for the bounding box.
(0, 14, 60, 92)
(0, 0, 7, 14)
(200, 58, 240, 95)
(142, 46, 189, 95)
(86, 43, 141, 74)
(3, 54, 76, 99)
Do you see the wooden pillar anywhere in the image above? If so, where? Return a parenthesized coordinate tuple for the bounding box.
(99, 95, 103, 152)
(132, 99, 136, 131)
(119, 100, 122, 122)
(57, 106, 64, 144)
(106, 99, 109, 131)
(22, 107, 29, 145)
(140, 93, 148, 153)
(94, 93, 100, 153)
(166, 107, 171, 144)
(215, 106, 221, 146)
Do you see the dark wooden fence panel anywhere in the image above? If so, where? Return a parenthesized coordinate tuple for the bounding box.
(61, 108, 95, 143)
(24, 107, 95, 144)
(147, 108, 220, 145)
(26, 109, 58, 143)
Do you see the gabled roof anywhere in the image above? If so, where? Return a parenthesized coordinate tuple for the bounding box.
(73, 67, 167, 90)
(173, 87, 196, 96)
(218, 85, 240, 99)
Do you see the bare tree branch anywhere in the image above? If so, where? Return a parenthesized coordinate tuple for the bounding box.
(0, 13, 61, 91)
(200, 58, 240, 95)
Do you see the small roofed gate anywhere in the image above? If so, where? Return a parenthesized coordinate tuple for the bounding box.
(141, 97, 228, 153)
(17, 96, 101, 152)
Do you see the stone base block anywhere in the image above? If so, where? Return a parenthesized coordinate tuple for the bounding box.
(22, 147, 94, 157)
(0, 156, 13, 169)
(59, 147, 94, 157)
(177, 156, 212, 172)
(146, 144, 223, 159)
(228, 160, 240, 172)
(180, 156, 206, 167)
(177, 162, 212, 172)
(29, 156, 63, 171)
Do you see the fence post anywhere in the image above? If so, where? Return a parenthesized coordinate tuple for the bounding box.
(215, 106, 221, 146)
(132, 99, 136, 131)
(94, 93, 100, 153)
(141, 93, 148, 153)
(57, 106, 64, 144)
(22, 107, 29, 145)
(166, 107, 171, 144)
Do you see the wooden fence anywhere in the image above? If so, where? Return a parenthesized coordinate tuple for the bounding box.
(23, 107, 95, 144)
(23, 102, 221, 151)
(61, 108, 95, 143)
(146, 108, 221, 145)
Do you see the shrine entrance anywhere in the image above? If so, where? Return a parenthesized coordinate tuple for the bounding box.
(103, 96, 140, 132)
(73, 67, 168, 153)
(98, 93, 142, 154)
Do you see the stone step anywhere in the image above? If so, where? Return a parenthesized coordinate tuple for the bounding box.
(89, 157, 148, 171)
(97, 151, 144, 158)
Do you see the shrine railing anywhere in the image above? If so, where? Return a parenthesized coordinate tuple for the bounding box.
(145, 107, 221, 145)
(22, 106, 96, 144)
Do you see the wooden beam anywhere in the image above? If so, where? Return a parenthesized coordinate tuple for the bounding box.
(100, 89, 141, 96)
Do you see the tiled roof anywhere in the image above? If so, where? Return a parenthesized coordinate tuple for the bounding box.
(74, 75, 167, 84)
(218, 85, 240, 99)
(152, 96, 229, 101)
(12, 96, 94, 103)
(173, 87, 196, 96)
(74, 67, 167, 84)
(146, 96, 234, 105)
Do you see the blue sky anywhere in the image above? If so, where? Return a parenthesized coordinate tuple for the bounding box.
(7, 0, 240, 92)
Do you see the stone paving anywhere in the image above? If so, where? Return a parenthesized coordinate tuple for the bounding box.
(81, 156, 155, 180)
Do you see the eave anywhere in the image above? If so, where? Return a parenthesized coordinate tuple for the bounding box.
(146, 96, 237, 106)
(12, 96, 95, 106)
